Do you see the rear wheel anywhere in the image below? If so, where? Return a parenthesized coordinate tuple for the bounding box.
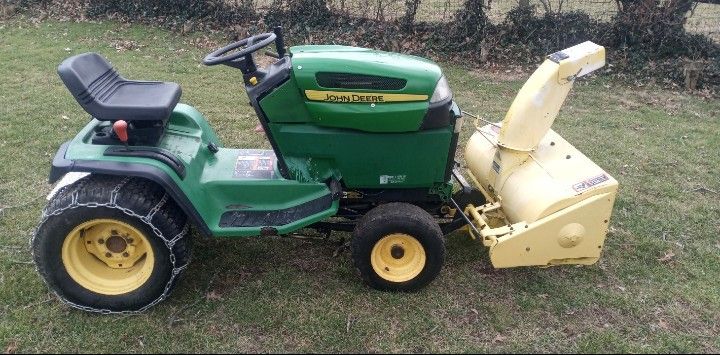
(32, 175, 191, 313)
(351, 203, 445, 291)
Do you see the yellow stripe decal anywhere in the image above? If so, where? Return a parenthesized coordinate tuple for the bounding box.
(305, 90, 428, 103)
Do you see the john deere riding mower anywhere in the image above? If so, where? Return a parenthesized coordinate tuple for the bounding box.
(33, 27, 618, 312)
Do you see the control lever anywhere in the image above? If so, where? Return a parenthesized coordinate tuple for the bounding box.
(273, 26, 286, 57)
(113, 120, 130, 151)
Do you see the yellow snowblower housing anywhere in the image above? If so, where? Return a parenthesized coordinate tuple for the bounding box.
(464, 41, 618, 268)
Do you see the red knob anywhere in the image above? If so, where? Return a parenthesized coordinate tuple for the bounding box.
(113, 120, 129, 143)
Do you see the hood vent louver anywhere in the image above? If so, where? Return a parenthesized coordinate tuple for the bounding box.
(315, 72, 407, 90)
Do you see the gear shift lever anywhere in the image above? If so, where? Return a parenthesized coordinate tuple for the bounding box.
(113, 120, 130, 150)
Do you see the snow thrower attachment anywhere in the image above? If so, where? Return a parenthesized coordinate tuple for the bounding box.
(463, 41, 618, 267)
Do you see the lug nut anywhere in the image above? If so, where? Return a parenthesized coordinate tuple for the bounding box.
(98, 239, 104, 244)
(122, 252, 129, 257)
(105, 252, 112, 258)
(127, 238, 134, 244)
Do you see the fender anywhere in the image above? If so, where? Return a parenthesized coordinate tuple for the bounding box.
(49, 141, 213, 237)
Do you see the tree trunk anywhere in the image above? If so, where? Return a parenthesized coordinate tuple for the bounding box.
(402, 0, 422, 28)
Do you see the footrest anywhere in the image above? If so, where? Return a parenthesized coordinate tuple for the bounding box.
(219, 194, 334, 228)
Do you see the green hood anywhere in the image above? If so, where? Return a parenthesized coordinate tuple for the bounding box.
(290, 45, 442, 97)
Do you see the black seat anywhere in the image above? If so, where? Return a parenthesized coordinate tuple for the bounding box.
(58, 52, 181, 121)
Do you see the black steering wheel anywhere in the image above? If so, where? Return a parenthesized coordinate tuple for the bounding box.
(203, 33, 277, 71)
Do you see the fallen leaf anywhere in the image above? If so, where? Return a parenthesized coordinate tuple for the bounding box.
(658, 250, 675, 262)
(657, 319, 670, 330)
(205, 291, 223, 301)
(346, 315, 354, 333)
(492, 334, 506, 343)
(5, 341, 18, 354)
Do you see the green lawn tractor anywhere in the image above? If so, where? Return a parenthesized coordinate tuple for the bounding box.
(33, 27, 618, 313)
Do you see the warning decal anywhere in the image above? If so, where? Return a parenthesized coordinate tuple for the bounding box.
(572, 173, 609, 192)
(233, 150, 277, 179)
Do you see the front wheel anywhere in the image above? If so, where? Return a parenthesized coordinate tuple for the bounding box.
(351, 203, 445, 291)
(32, 175, 191, 313)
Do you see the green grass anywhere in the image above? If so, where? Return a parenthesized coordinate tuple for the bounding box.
(1, 18, 719, 353)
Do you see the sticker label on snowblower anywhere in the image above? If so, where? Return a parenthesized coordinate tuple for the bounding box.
(572, 173, 609, 192)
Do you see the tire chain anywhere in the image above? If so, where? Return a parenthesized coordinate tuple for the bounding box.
(30, 177, 190, 315)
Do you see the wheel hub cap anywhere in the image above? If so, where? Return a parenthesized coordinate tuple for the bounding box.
(106, 234, 128, 253)
(390, 244, 405, 259)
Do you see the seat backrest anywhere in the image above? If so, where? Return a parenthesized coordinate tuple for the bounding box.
(57, 52, 119, 104)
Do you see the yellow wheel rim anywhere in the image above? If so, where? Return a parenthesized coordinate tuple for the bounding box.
(61, 219, 155, 295)
(370, 233, 426, 283)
